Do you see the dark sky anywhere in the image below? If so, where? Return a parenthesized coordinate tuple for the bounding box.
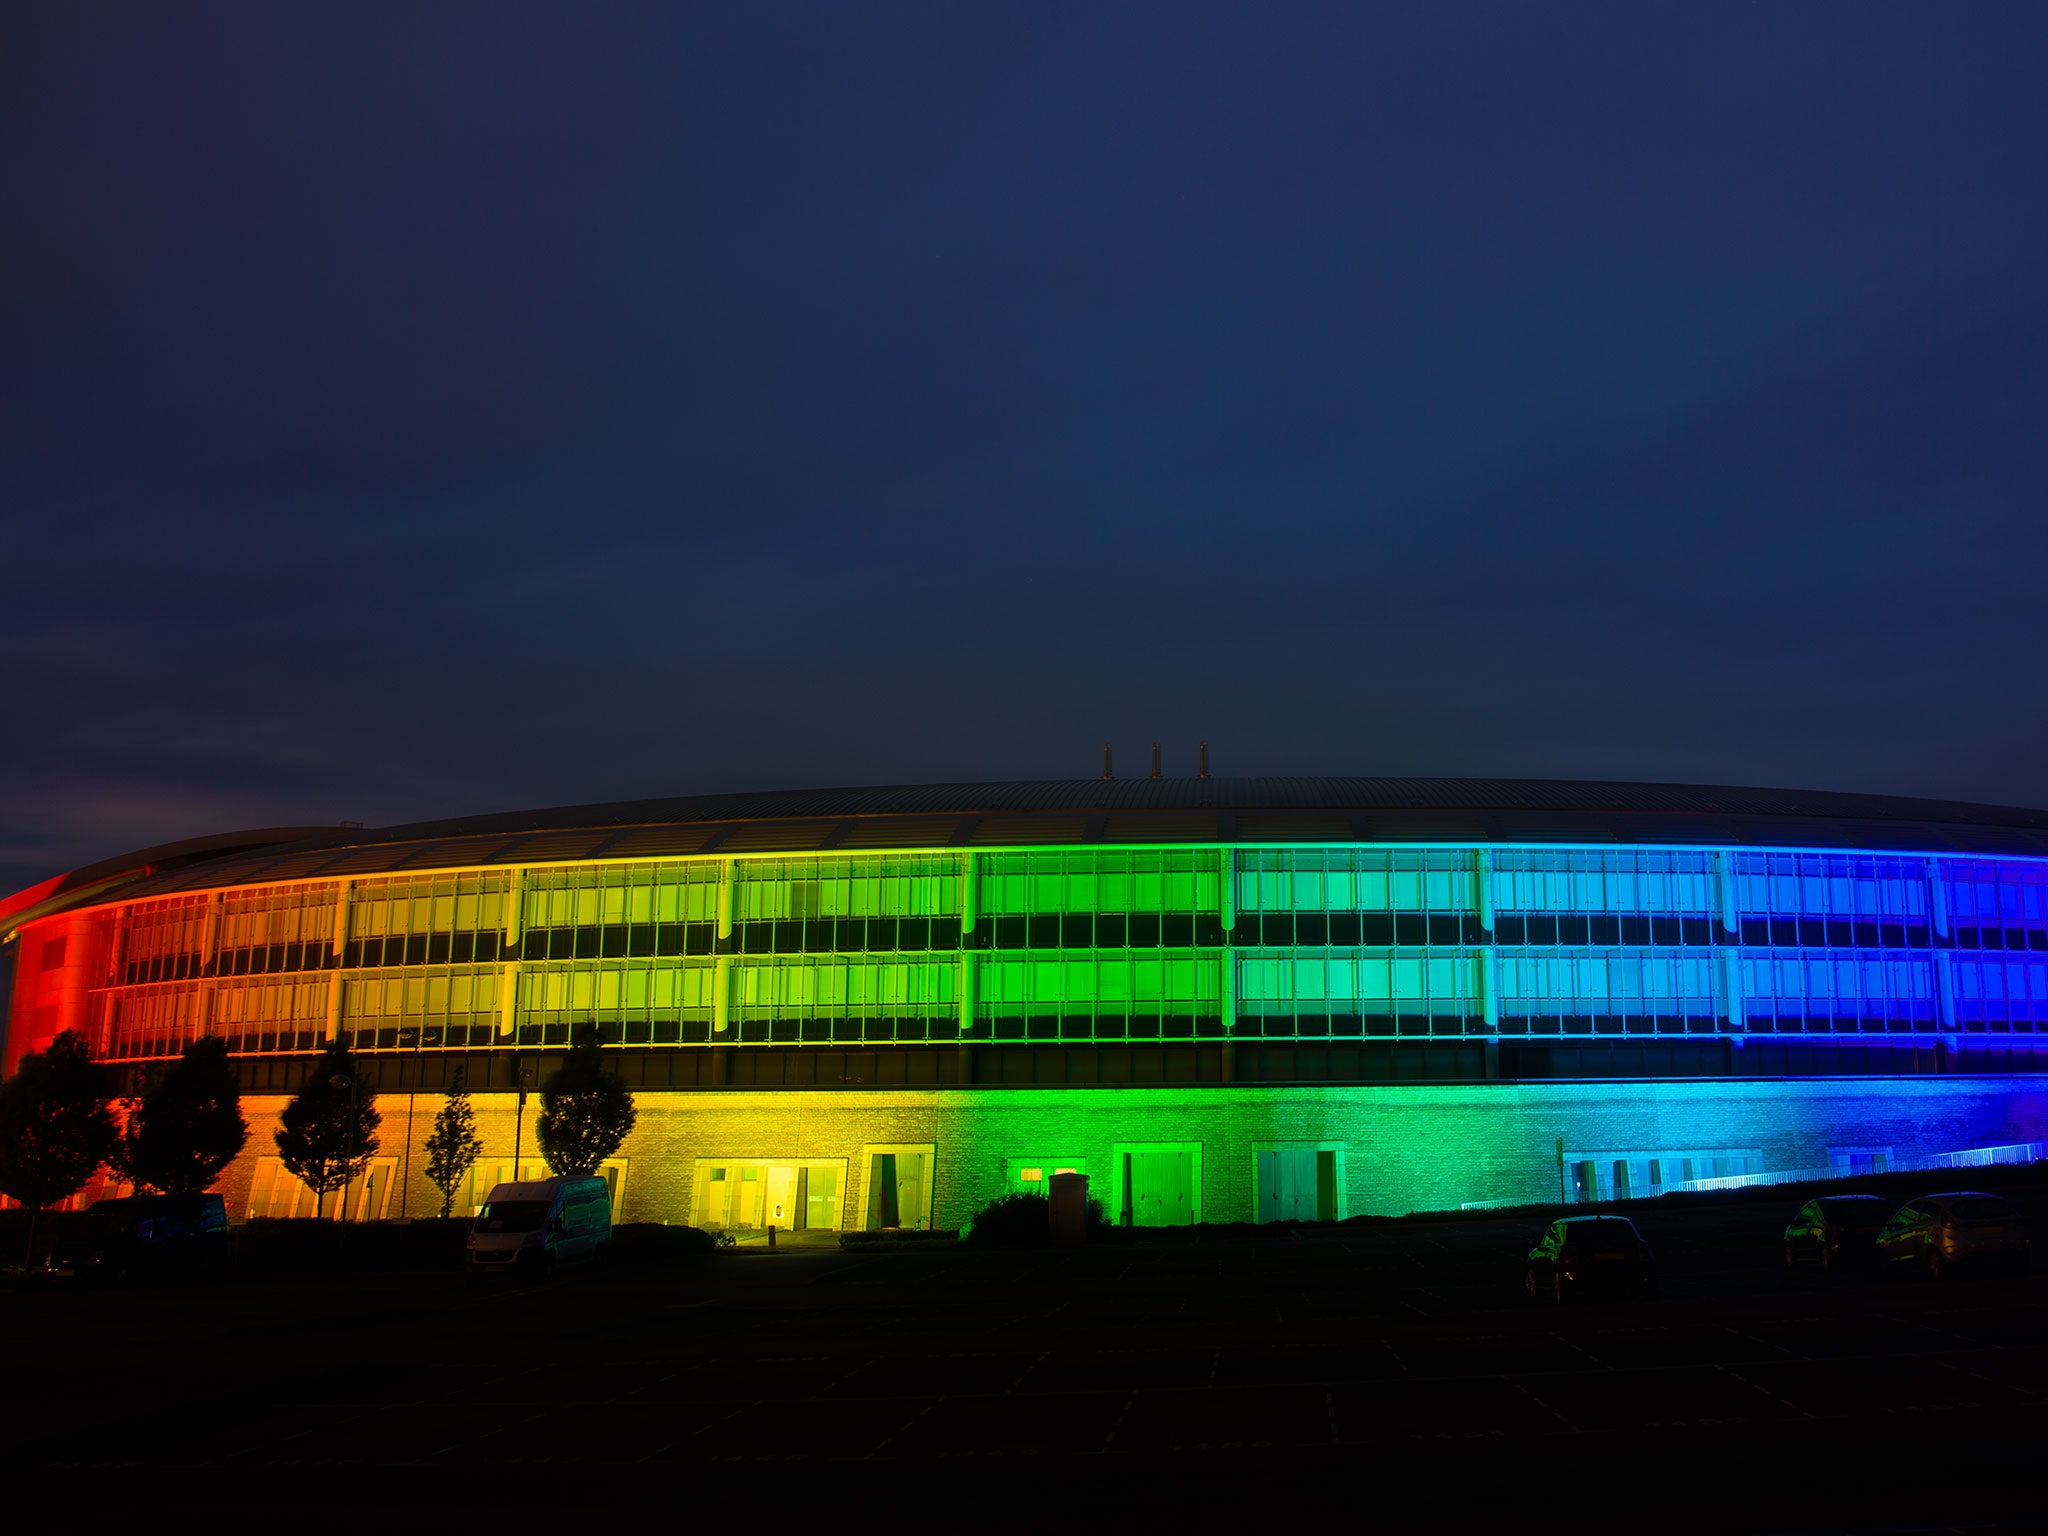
(5, 4, 2047, 894)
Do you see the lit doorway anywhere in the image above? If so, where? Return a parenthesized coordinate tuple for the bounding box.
(860, 1144, 935, 1230)
(694, 1159, 845, 1234)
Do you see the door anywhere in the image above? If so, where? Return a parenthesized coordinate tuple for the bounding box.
(865, 1152, 929, 1229)
(736, 1166, 764, 1227)
(1126, 1148, 1195, 1227)
(1257, 1150, 1321, 1223)
(804, 1166, 841, 1231)
(701, 1168, 731, 1227)
(764, 1165, 797, 1228)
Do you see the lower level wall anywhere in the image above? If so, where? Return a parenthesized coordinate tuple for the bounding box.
(189, 1075, 2048, 1231)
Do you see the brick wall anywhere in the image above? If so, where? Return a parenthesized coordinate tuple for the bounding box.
(213, 1077, 2048, 1229)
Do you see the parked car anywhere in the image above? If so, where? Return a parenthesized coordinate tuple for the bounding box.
(466, 1175, 612, 1279)
(1782, 1194, 1890, 1272)
(1524, 1215, 1656, 1302)
(48, 1193, 228, 1284)
(1876, 1191, 2030, 1279)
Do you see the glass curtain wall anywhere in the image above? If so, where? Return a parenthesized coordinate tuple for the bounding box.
(71, 846, 2048, 1059)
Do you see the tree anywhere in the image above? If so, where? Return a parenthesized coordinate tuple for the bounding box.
(273, 1041, 380, 1219)
(132, 1037, 248, 1196)
(536, 1034, 635, 1177)
(422, 1072, 484, 1219)
(0, 1030, 118, 1267)
(106, 1091, 147, 1193)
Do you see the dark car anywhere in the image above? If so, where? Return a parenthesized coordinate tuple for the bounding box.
(49, 1194, 229, 1284)
(1782, 1194, 1889, 1272)
(1876, 1191, 2030, 1279)
(1524, 1215, 1656, 1302)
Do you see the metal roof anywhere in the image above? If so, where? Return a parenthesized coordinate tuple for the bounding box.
(18, 776, 2048, 913)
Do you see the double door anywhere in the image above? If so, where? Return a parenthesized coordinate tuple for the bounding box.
(1120, 1146, 1197, 1227)
(699, 1160, 842, 1232)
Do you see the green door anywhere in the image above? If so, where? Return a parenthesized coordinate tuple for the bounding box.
(1126, 1148, 1195, 1227)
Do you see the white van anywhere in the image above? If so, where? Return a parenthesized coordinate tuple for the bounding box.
(466, 1175, 612, 1278)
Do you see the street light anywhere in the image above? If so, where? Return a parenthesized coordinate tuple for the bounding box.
(510, 1064, 533, 1181)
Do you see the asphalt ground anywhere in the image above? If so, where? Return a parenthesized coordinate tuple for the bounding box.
(6, 1187, 2046, 1532)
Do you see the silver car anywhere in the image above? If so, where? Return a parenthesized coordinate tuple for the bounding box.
(1876, 1191, 2030, 1279)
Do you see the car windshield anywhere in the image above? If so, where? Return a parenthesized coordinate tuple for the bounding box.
(1950, 1198, 2012, 1221)
(475, 1200, 549, 1233)
(1565, 1220, 1636, 1244)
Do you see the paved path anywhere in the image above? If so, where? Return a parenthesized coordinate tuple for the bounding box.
(7, 1189, 2045, 1529)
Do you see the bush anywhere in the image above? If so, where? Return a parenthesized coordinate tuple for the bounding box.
(964, 1191, 1048, 1247)
(235, 1217, 469, 1272)
(608, 1223, 718, 1264)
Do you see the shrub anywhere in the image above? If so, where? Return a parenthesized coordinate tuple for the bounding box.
(965, 1191, 1049, 1247)
(965, 1189, 1114, 1247)
(609, 1223, 718, 1264)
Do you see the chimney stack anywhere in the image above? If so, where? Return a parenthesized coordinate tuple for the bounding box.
(1198, 741, 1210, 780)
(1101, 742, 1113, 781)
(1150, 741, 1162, 780)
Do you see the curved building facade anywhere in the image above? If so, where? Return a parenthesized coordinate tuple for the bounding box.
(5, 778, 2048, 1229)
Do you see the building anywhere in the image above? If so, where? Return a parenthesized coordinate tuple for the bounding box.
(5, 777, 2047, 1230)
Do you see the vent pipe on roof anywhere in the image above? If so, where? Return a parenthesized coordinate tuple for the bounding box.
(1101, 743, 1113, 781)
(1198, 741, 1210, 781)
(1151, 741, 1161, 780)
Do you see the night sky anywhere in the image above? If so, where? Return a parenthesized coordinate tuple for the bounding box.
(6, 5, 2047, 895)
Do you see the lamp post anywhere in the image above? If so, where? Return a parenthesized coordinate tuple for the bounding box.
(510, 1064, 532, 1180)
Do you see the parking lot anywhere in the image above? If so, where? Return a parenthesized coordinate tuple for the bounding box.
(6, 1184, 2045, 1527)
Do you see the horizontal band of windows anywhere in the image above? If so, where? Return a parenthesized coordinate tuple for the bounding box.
(1493, 914, 1721, 947)
(126, 918, 2022, 985)
(1740, 1012, 1934, 1033)
(207, 1016, 983, 1052)
(1948, 926, 2048, 951)
(1242, 913, 1481, 946)
(1492, 1015, 1729, 1037)
(1738, 918, 1950, 949)
(1747, 1013, 2037, 1033)
(1231, 1012, 1485, 1038)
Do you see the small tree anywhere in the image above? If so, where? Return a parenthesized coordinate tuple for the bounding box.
(107, 1092, 147, 1194)
(133, 1037, 248, 1196)
(273, 1041, 380, 1219)
(536, 1034, 635, 1177)
(0, 1030, 118, 1267)
(423, 1072, 484, 1219)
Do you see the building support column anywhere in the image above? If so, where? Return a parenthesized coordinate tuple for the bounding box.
(201, 892, 223, 972)
(1218, 952, 1235, 1082)
(330, 880, 352, 960)
(1719, 948, 1744, 1031)
(498, 961, 520, 1043)
(1712, 850, 1739, 936)
(1927, 858, 1950, 941)
(1474, 848, 1494, 934)
(716, 859, 736, 944)
(503, 868, 523, 953)
(956, 952, 976, 1084)
(958, 852, 977, 940)
(713, 954, 732, 1035)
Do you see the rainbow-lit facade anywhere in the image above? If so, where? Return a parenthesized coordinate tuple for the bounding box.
(5, 778, 2047, 1228)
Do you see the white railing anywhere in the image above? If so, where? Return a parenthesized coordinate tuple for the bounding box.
(1667, 1141, 2047, 1195)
